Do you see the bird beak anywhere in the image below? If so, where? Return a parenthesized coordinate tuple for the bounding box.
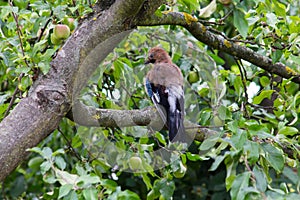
(144, 59, 150, 64)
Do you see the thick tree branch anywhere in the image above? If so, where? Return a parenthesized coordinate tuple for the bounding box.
(135, 12, 300, 83)
(69, 101, 214, 141)
(0, 0, 164, 182)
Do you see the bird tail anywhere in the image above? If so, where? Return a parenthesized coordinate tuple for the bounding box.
(167, 86, 187, 143)
(168, 110, 186, 143)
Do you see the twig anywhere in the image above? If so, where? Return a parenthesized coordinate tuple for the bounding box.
(57, 126, 82, 161)
(243, 155, 256, 182)
(88, 0, 92, 8)
(235, 58, 250, 118)
(207, 27, 230, 40)
(185, 125, 222, 129)
(37, 18, 52, 42)
(3, 75, 23, 118)
(197, 19, 225, 26)
(9, 0, 30, 69)
(72, 0, 80, 17)
(120, 84, 139, 108)
(219, 9, 233, 23)
(5, 2, 30, 117)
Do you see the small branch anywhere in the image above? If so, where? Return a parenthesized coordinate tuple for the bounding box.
(5, 1, 31, 117)
(3, 74, 23, 118)
(57, 126, 82, 161)
(9, 0, 30, 69)
(37, 18, 52, 43)
(243, 155, 256, 183)
(72, 0, 80, 17)
(120, 84, 139, 108)
(235, 58, 249, 118)
(219, 9, 233, 23)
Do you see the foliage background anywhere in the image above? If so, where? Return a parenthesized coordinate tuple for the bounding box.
(0, 0, 299, 199)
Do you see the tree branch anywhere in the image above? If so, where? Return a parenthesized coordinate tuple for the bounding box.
(135, 12, 300, 84)
(0, 0, 164, 182)
(68, 101, 214, 142)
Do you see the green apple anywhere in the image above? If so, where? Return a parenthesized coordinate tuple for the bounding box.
(188, 71, 199, 84)
(53, 24, 70, 40)
(173, 162, 187, 178)
(50, 33, 62, 45)
(65, 18, 76, 31)
(129, 156, 142, 171)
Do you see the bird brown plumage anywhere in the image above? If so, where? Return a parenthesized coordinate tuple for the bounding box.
(144, 47, 185, 142)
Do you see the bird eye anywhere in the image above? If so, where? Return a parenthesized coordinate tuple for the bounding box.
(149, 53, 154, 59)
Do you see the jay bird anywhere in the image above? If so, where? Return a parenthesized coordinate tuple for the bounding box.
(144, 47, 185, 142)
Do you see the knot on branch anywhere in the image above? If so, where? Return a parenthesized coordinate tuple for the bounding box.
(36, 87, 70, 115)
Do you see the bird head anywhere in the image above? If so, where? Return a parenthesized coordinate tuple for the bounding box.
(145, 47, 172, 64)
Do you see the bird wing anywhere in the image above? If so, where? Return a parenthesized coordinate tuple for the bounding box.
(145, 78, 167, 124)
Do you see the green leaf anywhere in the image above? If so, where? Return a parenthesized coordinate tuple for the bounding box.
(41, 147, 53, 160)
(259, 76, 270, 87)
(290, 54, 300, 64)
(278, 126, 298, 136)
(0, 103, 8, 120)
(83, 188, 98, 200)
(231, 129, 247, 150)
(271, 49, 283, 63)
(154, 178, 175, 200)
(209, 155, 225, 171)
(282, 166, 299, 185)
(71, 134, 83, 148)
(262, 143, 284, 172)
(199, 0, 217, 18)
(266, 13, 277, 28)
(55, 156, 66, 170)
(186, 152, 203, 161)
(253, 165, 267, 192)
(27, 147, 42, 154)
(58, 184, 73, 199)
(52, 149, 65, 156)
(244, 141, 260, 164)
(100, 179, 117, 192)
(233, 9, 249, 38)
(55, 169, 79, 185)
(199, 135, 219, 151)
(252, 90, 274, 104)
(273, 1, 286, 18)
(230, 172, 251, 200)
(154, 132, 167, 146)
(78, 175, 100, 186)
(40, 161, 52, 174)
(218, 105, 232, 121)
(226, 175, 236, 191)
(179, 0, 199, 12)
(207, 52, 225, 65)
(28, 157, 43, 170)
(15, 66, 31, 74)
(118, 190, 141, 200)
(142, 174, 152, 190)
